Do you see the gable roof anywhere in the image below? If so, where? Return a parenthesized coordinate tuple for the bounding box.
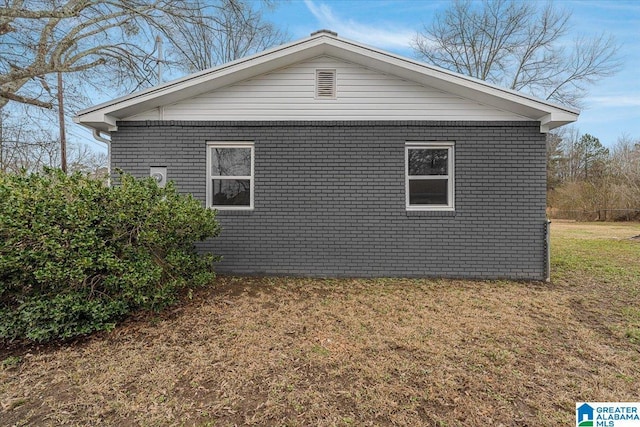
(74, 29, 579, 133)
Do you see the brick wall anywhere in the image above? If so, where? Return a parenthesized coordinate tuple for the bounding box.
(112, 121, 547, 280)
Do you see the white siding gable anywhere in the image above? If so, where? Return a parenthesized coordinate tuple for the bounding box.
(122, 56, 529, 122)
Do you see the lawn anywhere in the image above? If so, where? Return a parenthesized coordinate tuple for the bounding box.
(2, 221, 640, 426)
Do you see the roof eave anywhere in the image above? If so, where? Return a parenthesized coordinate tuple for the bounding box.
(540, 111, 579, 132)
(75, 35, 333, 123)
(74, 32, 579, 132)
(73, 113, 117, 133)
(318, 40, 579, 125)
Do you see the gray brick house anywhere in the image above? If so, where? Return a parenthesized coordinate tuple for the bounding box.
(75, 30, 578, 280)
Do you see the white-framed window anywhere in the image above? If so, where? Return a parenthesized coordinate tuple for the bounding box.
(405, 142, 455, 211)
(206, 142, 254, 210)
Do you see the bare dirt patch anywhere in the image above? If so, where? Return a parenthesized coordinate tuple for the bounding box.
(2, 223, 640, 426)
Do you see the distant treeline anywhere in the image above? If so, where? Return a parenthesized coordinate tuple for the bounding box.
(547, 128, 640, 221)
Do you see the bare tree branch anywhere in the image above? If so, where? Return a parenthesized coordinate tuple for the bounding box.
(0, 88, 53, 108)
(159, 0, 289, 73)
(412, 0, 621, 108)
(1, 0, 286, 110)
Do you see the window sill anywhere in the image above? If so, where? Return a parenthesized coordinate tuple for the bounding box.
(214, 209, 254, 216)
(406, 210, 456, 217)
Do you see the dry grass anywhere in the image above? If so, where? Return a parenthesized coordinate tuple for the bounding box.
(2, 221, 640, 426)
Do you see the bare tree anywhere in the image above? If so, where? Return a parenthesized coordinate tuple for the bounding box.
(0, 0, 218, 110)
(611, 135, 640, 184)
(1, 0, 287, 110)
(1, 107, 107, 174)
(610, 135, 640, 217)
(1, 0, 284, 172)
(550, 126, 582, 183)
(161, 0, 288, 74)
(0, 113, 60, 172)
(67, 142, 108, 176)
(547, 130, 640, 221)
(412, 0, 621, 108)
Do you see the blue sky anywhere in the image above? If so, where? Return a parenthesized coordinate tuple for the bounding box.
(262, 0, 640, 147)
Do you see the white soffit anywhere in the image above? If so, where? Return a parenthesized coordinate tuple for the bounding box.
(74, 31, 579, 132)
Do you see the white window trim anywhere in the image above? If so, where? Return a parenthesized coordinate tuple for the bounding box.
(405, 142, 455, 211)
(206, 141, 254, 210)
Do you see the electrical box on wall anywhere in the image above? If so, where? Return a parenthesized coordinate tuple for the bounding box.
(150, 166, 167, 187)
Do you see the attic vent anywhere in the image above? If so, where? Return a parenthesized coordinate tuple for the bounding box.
(316, 69, 336, 99)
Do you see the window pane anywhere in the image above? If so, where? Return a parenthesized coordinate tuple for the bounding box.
(211, 148, 251, 176)
(408, 149, 448, 175)
(409, 179, 448, 205)
(212, 179, 251, 206)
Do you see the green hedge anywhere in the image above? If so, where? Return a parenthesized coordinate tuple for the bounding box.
(0, 169, 220, 342)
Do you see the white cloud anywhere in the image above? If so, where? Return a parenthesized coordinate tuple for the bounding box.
(587, 95, 640, 108)
(303, 0, 415, 52)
